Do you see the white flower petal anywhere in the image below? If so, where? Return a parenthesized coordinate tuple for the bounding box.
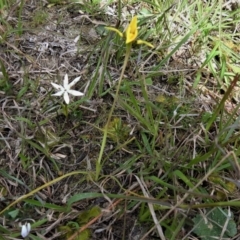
(63, 91, 70, 104)
(51, 82, 64, 91)
(63, 74, 69, 88)
(51, 74, 84, 104)
(68, 76, 81, 88)
(52, 90, 65, 96)
(68, 90, 84, 96)
(21, 223, 31, 238)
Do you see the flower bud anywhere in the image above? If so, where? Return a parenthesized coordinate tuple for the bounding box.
(21, 223, 31, 238)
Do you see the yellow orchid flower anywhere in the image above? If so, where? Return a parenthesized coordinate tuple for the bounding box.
(126, 16, 138, 43)
(105, 16, 154, 48)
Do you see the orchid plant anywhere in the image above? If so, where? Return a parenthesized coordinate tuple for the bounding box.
(96, 16, 154, 180)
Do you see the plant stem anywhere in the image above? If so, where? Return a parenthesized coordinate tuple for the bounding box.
(96, 44, 132, 180)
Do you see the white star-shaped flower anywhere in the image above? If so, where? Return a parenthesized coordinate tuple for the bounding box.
(51, 74, 84, 104)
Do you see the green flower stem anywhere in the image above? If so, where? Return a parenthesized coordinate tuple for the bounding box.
(63, 103, 68, 117)
(95, 44, 132, 180)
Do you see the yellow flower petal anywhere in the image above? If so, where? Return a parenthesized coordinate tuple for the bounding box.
(105, 27, 123, 38)
(137, 39, 154, 48)
(126, 16, 138, 44)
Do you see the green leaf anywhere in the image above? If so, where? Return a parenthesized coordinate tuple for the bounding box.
(77, 206, 101, 225)
(23, 199, 69, 212)
(192, 207, 237, 239)
(7, 209, 19, 219)
(17, 83, 29, 100)
(173, 170, 199, 192)
(67, 193, 102, 207)
(145, 77, 153, 85)
(0, 224, 10, 234)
